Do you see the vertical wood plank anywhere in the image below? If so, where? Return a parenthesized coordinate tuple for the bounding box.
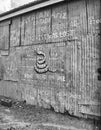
(36, 9, 51, 43)
(21, 13, 35, 45)
(52, 4, 68, 42)
(0, 25, 9, 50)
(10, 17, 21, 47)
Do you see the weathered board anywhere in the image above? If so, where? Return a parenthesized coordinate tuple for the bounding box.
(51, 4, 68, 42)
(36, 9, 51, 43)
(10, 17, 21, 47)
(21, 13, 36, 45)
(66, 0, 88, 116)
(0, 80, 23, 100)
(2, 47, 21, 81)
(87, 0, 101, 34)
(78, 0, 101, 117)
(18, 43, 65, 87)
(0, 0, 100, 119)
(65, 0, 101, 117)
(0, 24, 9, 50)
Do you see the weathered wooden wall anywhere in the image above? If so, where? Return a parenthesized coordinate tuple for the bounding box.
(0, 0, 101, 118)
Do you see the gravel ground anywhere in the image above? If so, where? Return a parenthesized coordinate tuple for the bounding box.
(0, 96, 100, 130)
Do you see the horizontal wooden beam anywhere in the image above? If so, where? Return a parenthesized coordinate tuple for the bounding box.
(0, 0, 64, 22)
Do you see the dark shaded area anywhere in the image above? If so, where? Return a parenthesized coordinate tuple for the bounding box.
(0, 98, 12, 107)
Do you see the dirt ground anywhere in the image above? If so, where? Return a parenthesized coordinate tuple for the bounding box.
(0, 97, 100, 130)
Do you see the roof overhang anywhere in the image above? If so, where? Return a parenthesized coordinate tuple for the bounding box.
(0, 0, 64, 22)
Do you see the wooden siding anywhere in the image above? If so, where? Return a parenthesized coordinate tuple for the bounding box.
(21, 13, 36, 45)
(10, 17, 21, 47)
(0, 0, 101, 119)
(0, 22, 10, 50)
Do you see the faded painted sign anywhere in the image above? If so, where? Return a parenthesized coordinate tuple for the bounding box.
(36, 9, 51, 43)
(19, 43, 65, 88)
(21, 13, 35, 45)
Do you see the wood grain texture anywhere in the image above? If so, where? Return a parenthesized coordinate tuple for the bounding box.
(10, 17, 21, 47)
(0, 0, 101, 118)
(36, 9, 51, 43)
(21, 13, 35, 45)
(0, 25, 9, 50)
(52, 4, 68, 42)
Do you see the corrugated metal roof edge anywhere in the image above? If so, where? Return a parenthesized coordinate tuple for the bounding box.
(0, 0, 65, 22)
